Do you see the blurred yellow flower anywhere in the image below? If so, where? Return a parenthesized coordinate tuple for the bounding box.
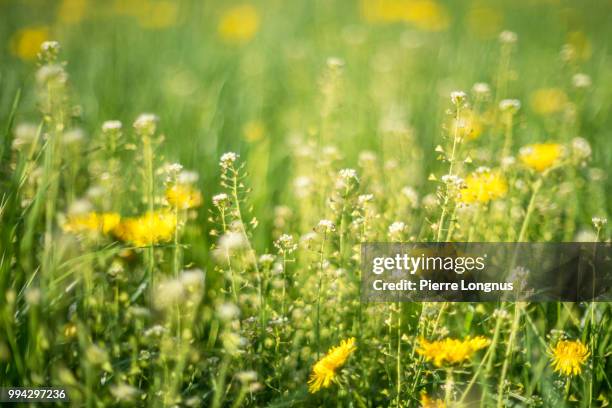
(63, 212, 121, 235)
(57, 0, 88, 24)
(218, 4, 260, 43)
(114, 211, 177, 247)
(420, 392, 446, 408)
(460, 171, 507, 204)
(137, 1, 179, 30)
(308, 337, 356, 393)
(417, 336, 489, 367)
(243, 120, 265, 142)
(360, 0, 449, 32)
(451, 109, 483, 140)
(530, 88, 568, 115)
(10, 26, 50, 61)
(519, 143, 564, 172)
(467, 6, 502, 39)
(566, 31, 592, 61)
(550, 340, 589, 376)
(166, 184, 202, 209)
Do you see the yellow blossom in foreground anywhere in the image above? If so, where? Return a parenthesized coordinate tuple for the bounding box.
(166, 184, 202, 209)
(417, 336, 489, 367)
(460, 171, 507, 204)
(10, 26, 50, 61)
(519, 143, 564, 172)
(530, 88, 568, 115)
(218, 4, 260, 43)
(420, 392, 446, 408)
(63, 212, 121, 235)
(308, 337, 356, 393)
(550, 340, 589, 376)
(114, 211, 177, 247)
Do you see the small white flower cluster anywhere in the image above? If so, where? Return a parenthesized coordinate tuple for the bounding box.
(102, 120, 122, 133)
(317, 219, 336, 233)
(212, 193, 230, 208)
(592, 216, 607, 230)
(441, 174, 464, 188)
(499, 30, 518, 44)
(571, 137, 591, 163)
(133, 113, 159, 136)
(274, 234, 297, 254)
(220, 152, 238, 169)
(499, 99, 521, 113)
(153, 269, 205, 310)
(572, 73, 592, 89)
(472, 82, 491, 97)
(388, 221, 406, 236)
(450, 91, 467, 107)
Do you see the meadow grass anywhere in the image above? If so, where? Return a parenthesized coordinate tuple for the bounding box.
(0, 0, 611, 406)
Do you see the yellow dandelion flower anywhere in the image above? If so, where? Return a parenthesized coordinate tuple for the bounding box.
(360, 0, 449, 32)
(63, 212, 121, 235)
(405, 0, 450, 32)
(420, 392, 446, 408)
(519, 143, 565, 172)
(166, 184, 202, 209)
(57, 0, 88, 25)
(113, 211, 177, 247)
(10, 26, 50, 61)
(467, 6, 502, 39)
(451, 109, 483, 140)
(137, 1, 179, 30)
(308, 337, 356, 393)
(550, 340, 589, 377)
(218, 4, 260, 44)
(417, 336, 489, 367)
(460, 171, 507, 204)
(530, 88, 568, 115)
(243, 120, 265, 143)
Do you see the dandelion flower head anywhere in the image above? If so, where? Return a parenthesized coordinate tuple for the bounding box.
(460, 170, 507, 204)
(417, 336, 489, 367)
(308, 337, 356, 393)
(114, 211, 177, 247)
(550, 340, 589, 376)
(519, 143, 564, 172)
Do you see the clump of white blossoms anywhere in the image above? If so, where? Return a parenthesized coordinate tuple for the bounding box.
(219, 152, 238, 169)
(499, 30, 518, 44)
(212, 193, 230, 208)
(450, 91, 467, 107)
(216, 231, 247, 254)
(11, 123, 38, 150)
(102, 120, 122, 133)
(133, 113, 159, 136)
(326, 56, 345, 69)
(274, 234, 297, 254)
(499, 99, 521, 113)
(572, 73, 592, 89)
(217, 302, 240, 321)
(571, 137, 592, 163)
(401, 186, 419, 208)
(388, 221, 406, 236)
(316, 219, 336, 233)
(472, 82, 491, 97)
(259, 253, 275, 265)
(592, 217, 607, 230)
(337, 168, 359, 190)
